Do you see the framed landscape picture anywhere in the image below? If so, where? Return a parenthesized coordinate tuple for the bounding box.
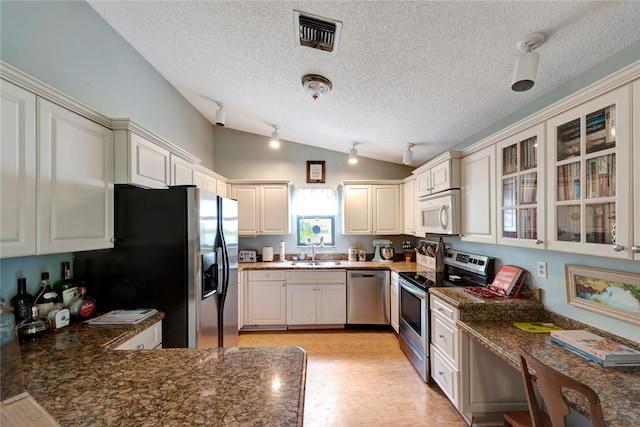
(565, 264, 640, 325)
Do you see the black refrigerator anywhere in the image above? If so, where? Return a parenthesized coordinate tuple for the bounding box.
(73, 185, 239, 348)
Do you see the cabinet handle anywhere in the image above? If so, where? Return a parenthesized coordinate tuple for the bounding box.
(110, 238, 116, 243)
(437, 307, 443, 312)
(438, 371, 444, 376)
(136, 344, 144, 350)
(631, 246, 640, 254)
(438, 334, 445, 339)
(535, 239, 543, 245)
(612, 244, 624, 252)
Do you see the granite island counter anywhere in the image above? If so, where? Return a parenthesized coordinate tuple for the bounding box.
(2, 313, 307, 426)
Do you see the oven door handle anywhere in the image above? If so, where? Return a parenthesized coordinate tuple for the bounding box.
(400, 282, 426, 299)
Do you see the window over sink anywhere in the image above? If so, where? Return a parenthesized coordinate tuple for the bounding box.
(293, 188, 337, 247)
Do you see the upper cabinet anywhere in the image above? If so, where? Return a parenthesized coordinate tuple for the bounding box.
(496, 123, 546, 249)
(230, 181, 291, 236)
(414, 151, 461, 198)
(634, 80, 640, 261)
(113, 119, 200, 189)
(403, 176, 416, 236)
(460, 145, 496, 244)
(37, 98, 114, 254)
(546, 85, 633, 259)
(342, 182, 402, 235)
(194, 165, 228, 197)
(1, 80, 37, 258)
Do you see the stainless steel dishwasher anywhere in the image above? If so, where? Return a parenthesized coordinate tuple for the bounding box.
(346, 270, 390, 324)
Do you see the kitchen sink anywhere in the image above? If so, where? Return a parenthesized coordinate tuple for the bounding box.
(289, 261, 342, 267)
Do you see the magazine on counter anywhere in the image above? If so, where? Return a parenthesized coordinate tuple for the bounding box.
(86, 309, 158, 325)
(551, 329, 640, 366)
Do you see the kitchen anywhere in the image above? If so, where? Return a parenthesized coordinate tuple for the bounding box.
(2, 1, 640, 426)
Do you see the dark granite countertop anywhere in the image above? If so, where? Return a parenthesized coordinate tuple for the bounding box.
(5, 313, 307, 426)
(429, 288, 640, 427)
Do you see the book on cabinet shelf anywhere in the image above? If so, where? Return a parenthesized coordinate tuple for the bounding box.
(550, 330, 640, 367)
(586, 105, 616, 154)
(557, 118, 581, 161)
(520, 136, 537, 170)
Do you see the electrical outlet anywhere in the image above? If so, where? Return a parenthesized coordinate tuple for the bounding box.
(537, 261, 547, 278)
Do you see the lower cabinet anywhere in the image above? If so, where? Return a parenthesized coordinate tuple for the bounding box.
(430, 294, 527, 425)
(245, 271, 287, 326)
(115, 320, 162, 350)
(390, 272, 399, 333)
(286, 271, 346, 325)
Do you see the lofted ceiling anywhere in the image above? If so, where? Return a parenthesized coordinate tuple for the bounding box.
(88, 1, 640, 166)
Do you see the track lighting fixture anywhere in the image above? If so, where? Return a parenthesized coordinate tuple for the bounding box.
(512, 33, 545, 92)
(402, 144, 415, 165)
(215, 103, 226, 126)
(270, 125, 280, 148)
(348, 143, 358, 164)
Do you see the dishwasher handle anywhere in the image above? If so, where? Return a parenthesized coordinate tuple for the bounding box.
(349, 272, 387, 279)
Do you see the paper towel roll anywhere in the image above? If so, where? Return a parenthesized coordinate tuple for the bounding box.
(262, 246, 273, 262)
(279, 241, 286, 262)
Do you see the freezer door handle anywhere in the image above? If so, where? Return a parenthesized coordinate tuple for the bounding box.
(202, 288, 217, 299)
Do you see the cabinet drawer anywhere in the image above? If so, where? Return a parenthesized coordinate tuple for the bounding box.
(431, 313, 459, 365)
(115, 321, 162, 350)
(430, 295, 458, 321)
(286, 270, 346, 284)
(248, 270, 286, 281)
(431, 345, 459, 408)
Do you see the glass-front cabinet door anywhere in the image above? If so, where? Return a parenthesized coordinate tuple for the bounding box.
(497, 123, 545, 248)
(546, 85, 632, 259)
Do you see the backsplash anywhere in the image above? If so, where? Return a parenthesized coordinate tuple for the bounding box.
(0, 254, 72, 301)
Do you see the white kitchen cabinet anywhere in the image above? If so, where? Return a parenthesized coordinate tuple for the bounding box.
(286, 270, 346, 325)
(170, 153, 194, 185)
(230, 182, 290, 237)
(115, 320, 162, 350)
(115, 130, 170, 188)
(414, 151, 461, 198)
(342, 182, 402, 235)
(194, 165, 228, 196)
(403, 177, 416, 236)
(245, 270, 287, 326)
(546, 84, 634, 259)
(390, 272, 399, 333)
(496, 123, 546, 249)
(238, 270, 245, 330)
(460, 145, 497, 244)
(0, 80, 37, 258)
(430, 294, 527, 425)
(38, 98, 114, 254)
(216, 179, 228, 198)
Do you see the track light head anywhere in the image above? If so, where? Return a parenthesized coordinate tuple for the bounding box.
(348, 143, 358, 164)
(512, 33, 545, 92)
(215, 103, 226, 126)
(270, 125, 280, 149)
(402, 143, 415, 165)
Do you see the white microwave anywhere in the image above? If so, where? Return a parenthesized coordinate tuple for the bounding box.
(417, 189, 460, 235)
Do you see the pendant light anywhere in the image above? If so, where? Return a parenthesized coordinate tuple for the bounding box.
(402, 144, 415, 165)
(269, 125, 280, 148)
(348, 143, 358, 164)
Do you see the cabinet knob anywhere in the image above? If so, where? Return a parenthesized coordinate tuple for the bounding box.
(438, 334, 445, 339)
(612, 244, 624, 252)
(437, 307, 443, 312)
(136, 344, 144, 350)
(631, 246, 640, 254)
(110, 238, 116, 243)
(535, 239, 543, 245)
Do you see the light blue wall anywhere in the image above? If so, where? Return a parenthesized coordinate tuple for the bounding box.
(0, 0, 215, 169)
(1, 254, 72, 302)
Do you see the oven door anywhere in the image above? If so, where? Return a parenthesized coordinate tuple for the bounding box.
(417, 189, 460, 235)
(398, 278, 429, 381)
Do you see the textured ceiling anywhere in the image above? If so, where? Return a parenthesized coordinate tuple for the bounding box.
(88, 1, 640, 166)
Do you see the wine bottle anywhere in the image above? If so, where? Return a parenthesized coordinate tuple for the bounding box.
(16, 306, 50, 343)
(53, 262, 78, 306)
(10, 277, 34, 323)
(69, 287, 96, 321)
(34, 272, 62, 317)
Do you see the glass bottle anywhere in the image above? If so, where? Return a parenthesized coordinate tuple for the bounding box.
(34, 272, 62, 317)
(53, 262, 78, 306)
(0, 299, 16, 346)
(69, 287, 96, 321)
(16, 306, 50, 343)
(10, 277, 34, 323)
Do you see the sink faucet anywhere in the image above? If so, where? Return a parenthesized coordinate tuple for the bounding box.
(307, 237, 324, 261)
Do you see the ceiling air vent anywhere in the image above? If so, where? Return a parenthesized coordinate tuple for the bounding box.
(294, 11, 342, 54)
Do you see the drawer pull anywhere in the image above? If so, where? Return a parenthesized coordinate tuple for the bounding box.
(136, 344, 144, 350)
(437, 307, 443, 312)
(439, 334, 445, 339)
(438, 371, 444, 376)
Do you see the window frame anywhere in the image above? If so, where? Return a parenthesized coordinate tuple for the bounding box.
(296, 215, 336, 247)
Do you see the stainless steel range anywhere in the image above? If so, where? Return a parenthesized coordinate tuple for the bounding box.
(397, 249, 494, 383)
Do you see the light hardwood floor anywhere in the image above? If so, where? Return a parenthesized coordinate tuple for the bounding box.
(239, 329, 467, 426)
